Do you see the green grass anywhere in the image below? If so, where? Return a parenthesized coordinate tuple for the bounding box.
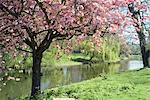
(42, 53, 85, 67)
(21, 68, 150, 100)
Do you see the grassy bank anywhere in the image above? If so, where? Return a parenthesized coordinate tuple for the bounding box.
(3, 52, 120, 70)
(21, 68, 150, 100)
(2, 53, 84, 69)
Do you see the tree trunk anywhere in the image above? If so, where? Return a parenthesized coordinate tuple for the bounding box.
(31, 50, 42, 97)
(140, 44, 149, 67)
(145, 50, 150, 67)
(138, 32, 149, 68)
(128, 2, 150, 68)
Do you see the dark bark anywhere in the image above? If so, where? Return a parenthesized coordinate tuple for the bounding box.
(141, 49, 149, 67)
(31, 50, 42, 98)
(137, 29, 149, 67)
(145, 50, 150, 67)
(30, 32, 53, 98)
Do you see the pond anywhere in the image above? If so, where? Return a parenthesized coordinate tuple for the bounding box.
(0, 60, 143, 100)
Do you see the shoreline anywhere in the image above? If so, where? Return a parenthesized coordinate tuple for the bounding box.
(22, 68, 150, 100)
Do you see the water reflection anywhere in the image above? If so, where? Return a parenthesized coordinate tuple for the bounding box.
(119, 60, 143, 71)
(0, 75, 32, 100)
(0, 60, 143, 100)
(41, 63, 120, 90)
(127, 60, 143, 70)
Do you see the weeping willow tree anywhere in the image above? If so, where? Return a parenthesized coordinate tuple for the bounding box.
(101, 34, 120, 62)
(79, 34, 120, 63)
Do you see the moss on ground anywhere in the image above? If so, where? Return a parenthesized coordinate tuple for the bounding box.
(20, 68, 150, 100)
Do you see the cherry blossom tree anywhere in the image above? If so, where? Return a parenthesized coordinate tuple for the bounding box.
(126, 0, 150, 67)
(0, 0, 141, 97)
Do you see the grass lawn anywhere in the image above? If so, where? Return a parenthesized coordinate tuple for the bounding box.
(21, 68, 150, 100)
(42, 53, 89, 67)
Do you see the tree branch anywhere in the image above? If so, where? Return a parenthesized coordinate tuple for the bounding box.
(23, 38, 33, 49)
(23, 26, 38, 49)
(38, 29, 53, 53)
(0, 3, 19, 18)
(16, 47, 32, 53)
(0, 25, 14, 33)
(35, 29, 50, 35)
(34, 0, 50, 24)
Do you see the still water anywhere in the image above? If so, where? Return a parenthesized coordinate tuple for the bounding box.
(0, 60, 143, 100)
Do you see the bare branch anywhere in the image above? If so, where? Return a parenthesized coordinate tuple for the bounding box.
(16, 47, 32, 53)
